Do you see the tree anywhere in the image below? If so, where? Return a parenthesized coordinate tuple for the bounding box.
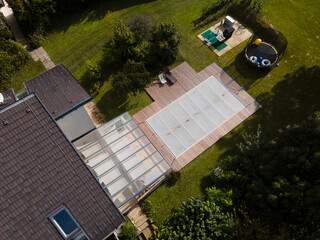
(105, 22, 136, 62)
(152, 188, 232, 240)
(127, 14, 153, 43)
(215, 113, 320, 239)
(0, 39, 29, 91)
(151, 22, 181, 66)
(112, 60, 150, 94)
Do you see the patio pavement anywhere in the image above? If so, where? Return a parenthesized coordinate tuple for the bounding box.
(198, 17, 252, 56)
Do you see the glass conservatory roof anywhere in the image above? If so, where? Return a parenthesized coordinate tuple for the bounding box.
(73, 112, 171, 207)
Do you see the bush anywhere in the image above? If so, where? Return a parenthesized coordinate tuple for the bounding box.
(85, 60, 101, 81)
(151, 195, 231, 240)
(165, 171, 181, 186)
(242, 0, 264, 12)
(27, 31, 44, 49)
(140, 199, 154, 218)
(0, 13, 13, 39)
(118, 219, 137, 240)
(202, 0, 234, 19)
(0, 39, 29, 91)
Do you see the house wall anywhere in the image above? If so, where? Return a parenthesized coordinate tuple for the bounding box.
(57, 106, 96, 142)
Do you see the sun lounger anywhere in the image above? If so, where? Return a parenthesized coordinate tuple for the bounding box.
(163, 66, 177, 84)
(158, 73, 167, 84)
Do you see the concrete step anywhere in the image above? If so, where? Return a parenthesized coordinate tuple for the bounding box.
(136, 215, 148, 227)
(139, 221, 149, 231)
(142, 226, 152, 239)
(127, 206, 143, 220)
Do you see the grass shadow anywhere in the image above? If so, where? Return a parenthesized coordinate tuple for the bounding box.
(49, 0, 156, 33)
(199, 65, 320, 194)
(96, 88, 129, 121)
(224, 53, 270, 89)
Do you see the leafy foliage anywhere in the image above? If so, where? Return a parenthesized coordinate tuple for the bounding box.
(127, 14, 153, 43)
(152, 188, 232, 240)
(0, 39, 29, 91)
(105, 20, 180, 67)
(215, 113, 320, 239)
(165, 171, 181, 186)
(105, 22, 136, 62)
(118, 218, 137, 240)
(140, 199, 155, 218)
(85, 60, 101, 81)
(112, 60, 150, 94)
(0, 13, 13, 39)
(151, 22, 181, 66)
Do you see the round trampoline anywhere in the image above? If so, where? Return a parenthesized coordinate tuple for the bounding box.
(244, 28, 287, 69)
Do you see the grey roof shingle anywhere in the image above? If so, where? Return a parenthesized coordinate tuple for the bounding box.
(0, 95, 125, 240)
(24, 64, 92, 119)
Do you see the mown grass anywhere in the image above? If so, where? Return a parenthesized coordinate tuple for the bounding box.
(40, 0, 320, 225)
(9, 58, 46, 92)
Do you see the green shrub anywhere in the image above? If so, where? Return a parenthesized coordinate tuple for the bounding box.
(151, 196, 231, 240)
(242, 0, 264, 12)
(0, 13, 13, 39)
(85, 60, 101, 81)
(140, 199, 154, 218)
(118, 219, 137, 240)
(0, 39, 29, 91)
(27, 30, 44, 49)
(202, 0, 234, 19)
(165, 171, 181, 186)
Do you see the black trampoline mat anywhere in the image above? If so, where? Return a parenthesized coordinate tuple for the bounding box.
(245, 42, 278, 64)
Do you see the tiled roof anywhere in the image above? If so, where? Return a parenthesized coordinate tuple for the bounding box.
(0, 89, 16, 110)
(0, 95, 125, 240)
(24, 64, 92, 119)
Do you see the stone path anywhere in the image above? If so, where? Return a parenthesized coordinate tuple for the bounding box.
(0, 0, 27, 46)
(29, 47, 55, 70)
(127, 205, 157, 240)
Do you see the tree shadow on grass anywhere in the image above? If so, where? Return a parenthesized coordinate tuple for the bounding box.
(199, 65, 320, 194)
(49, 0, 156, 33)
(96, 88, 129, 121)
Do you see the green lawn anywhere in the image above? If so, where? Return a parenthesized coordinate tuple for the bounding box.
(9, 58, 46, 92)
(40, 0, 320, 225)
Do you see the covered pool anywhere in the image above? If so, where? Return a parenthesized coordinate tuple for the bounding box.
(147, 76, 245, 157)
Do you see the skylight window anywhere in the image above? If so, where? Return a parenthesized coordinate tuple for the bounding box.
(49, 206, 89, 240)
